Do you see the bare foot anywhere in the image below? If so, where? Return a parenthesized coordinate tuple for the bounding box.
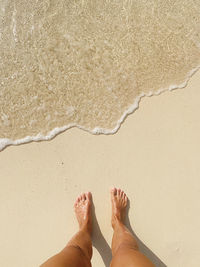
(110, 188, 128, 229)
(74, 192, 92, 234)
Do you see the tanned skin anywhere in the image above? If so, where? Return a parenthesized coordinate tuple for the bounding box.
(41, 188, 155, 267)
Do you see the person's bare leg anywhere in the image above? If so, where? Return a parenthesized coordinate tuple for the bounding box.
(40, 192, 92, 267)
(110, 188, 155, 267)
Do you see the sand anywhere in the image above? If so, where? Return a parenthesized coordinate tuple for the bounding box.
(1, 0, 200, 144)
(0, 70, 200, 267)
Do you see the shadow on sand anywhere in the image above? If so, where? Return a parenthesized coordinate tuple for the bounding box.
(92, 201, 167, 267)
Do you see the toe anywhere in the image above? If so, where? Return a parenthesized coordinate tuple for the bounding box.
(110, 187, 116, 193)
(110, 187, 117, 198)
(74, 196, 80, 207)
(86, 192, 92, 201)
(117, 188, 121, 196)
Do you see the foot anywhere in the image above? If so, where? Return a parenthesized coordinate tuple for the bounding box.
(110, 188, 128, 229)
(74, 192, 92, 234)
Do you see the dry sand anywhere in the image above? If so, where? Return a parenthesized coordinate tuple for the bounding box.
(0, 71, 200, 267)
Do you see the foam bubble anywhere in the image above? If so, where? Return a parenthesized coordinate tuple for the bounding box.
(0, 0, 200, 150)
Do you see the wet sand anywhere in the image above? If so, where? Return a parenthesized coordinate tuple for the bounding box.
(0, 71, 200, 267)
(1, 0, 200, 145)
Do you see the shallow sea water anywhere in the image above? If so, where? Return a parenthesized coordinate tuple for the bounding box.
(0, 0, 200, 150)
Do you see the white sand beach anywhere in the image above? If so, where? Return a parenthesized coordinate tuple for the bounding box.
(0, 71, 200, 267)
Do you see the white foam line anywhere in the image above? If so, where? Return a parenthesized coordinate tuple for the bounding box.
(0, 65, 200, 151)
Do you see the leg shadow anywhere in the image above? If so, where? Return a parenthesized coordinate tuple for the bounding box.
(91, 201, 167, 267)
(92, 205, 112, 267)
(125, 200, 167, 267)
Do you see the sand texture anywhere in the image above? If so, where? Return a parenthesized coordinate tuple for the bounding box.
(0, 71, 200, 266)
(0, 0, 200, 150)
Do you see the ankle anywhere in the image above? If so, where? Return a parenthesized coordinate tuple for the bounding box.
(79, 223, 92, 235)
(112, 216, 125, 230)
